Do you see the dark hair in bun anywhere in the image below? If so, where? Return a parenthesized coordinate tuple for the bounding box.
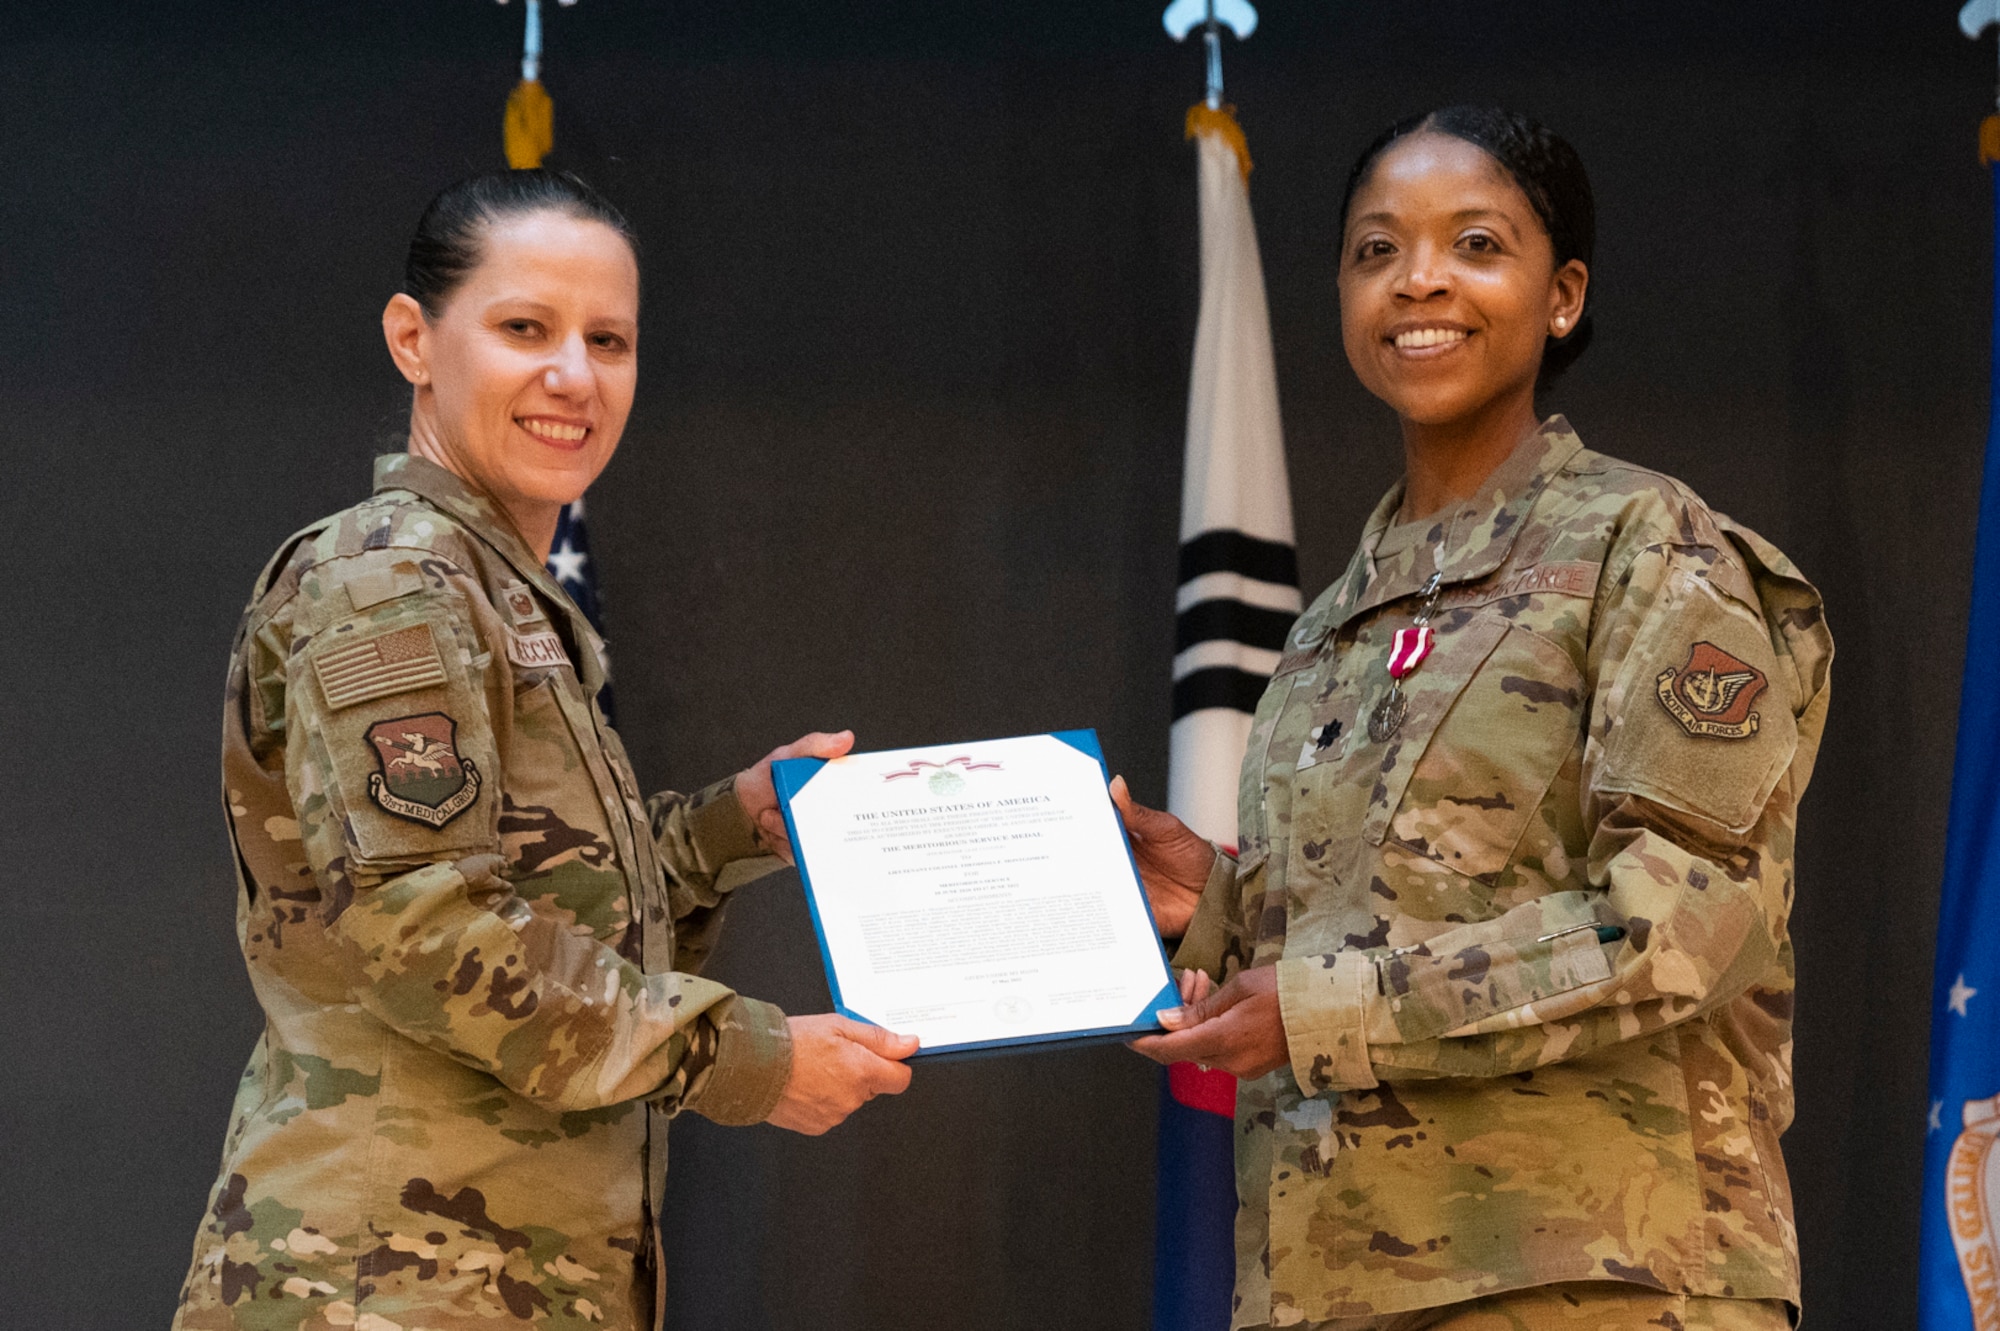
(1340, 106, 1595, 388)
(405, 168, 638, 319)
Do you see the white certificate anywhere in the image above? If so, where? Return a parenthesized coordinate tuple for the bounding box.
(772, 731, 1176, 1057)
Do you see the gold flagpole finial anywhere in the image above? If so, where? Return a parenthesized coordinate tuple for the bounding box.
(1167, 1, 1258, 179)
(501, 0, 559, 169)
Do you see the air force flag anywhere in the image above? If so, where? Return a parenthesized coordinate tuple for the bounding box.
(1921, 150, 2000, 1331)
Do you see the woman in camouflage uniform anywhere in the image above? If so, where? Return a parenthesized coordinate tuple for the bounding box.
(174, 171, 918, 1331)
(1124, 109, 1831, 1329)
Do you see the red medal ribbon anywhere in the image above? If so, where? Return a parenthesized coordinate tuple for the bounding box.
(1387, 626, 1434, 680)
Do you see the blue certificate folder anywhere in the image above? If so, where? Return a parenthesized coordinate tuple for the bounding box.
(772, 729, 1180, 1060)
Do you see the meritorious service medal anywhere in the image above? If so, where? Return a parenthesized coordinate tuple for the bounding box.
(1369, 570, 1443, 743)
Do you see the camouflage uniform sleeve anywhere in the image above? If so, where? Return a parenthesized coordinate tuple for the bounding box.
(1169, 844, 1241, 979)
(646, 779, 784, 977)
(1277, 520, 1830, 1095)
(291, 550, 792, 1125)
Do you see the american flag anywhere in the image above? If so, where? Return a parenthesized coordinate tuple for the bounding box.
(548, 498, 613, 725)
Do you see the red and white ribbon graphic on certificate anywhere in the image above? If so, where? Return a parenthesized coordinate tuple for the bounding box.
(1387, 626, 1434, 680)
(880, 755, 1004, 782)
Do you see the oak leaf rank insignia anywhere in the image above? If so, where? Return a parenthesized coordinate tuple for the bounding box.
(365, 712, 482, 827)
(500, 583, 545, 625)
(1655, 641, 1767, 739)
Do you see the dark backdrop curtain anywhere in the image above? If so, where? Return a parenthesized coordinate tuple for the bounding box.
(0, 3, 1973, 1327)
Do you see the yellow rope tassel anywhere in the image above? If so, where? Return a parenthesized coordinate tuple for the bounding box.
(1185, 102, 1251, 180)
(1982, 113, 2000, 167)
(505, 79, 554, 170)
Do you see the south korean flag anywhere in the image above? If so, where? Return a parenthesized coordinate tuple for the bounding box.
(1167, 109, 1300, 849)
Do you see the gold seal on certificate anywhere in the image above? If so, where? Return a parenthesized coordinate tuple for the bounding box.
(772, 731, 1177, 1057)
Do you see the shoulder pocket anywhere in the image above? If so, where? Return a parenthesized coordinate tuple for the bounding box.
(298, 605, 498, 864)
(1598, 564, 1795, 832)
(1364, 618, 1584, 879)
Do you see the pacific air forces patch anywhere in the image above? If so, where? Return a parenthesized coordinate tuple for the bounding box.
(365, 712, 482, 827)
(1655, 641, 1768, 739)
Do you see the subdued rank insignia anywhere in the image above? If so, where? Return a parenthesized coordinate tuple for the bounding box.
(365, 712, 482, 827)
(1655, 641, 1767, 739)
(500, 583, 546, 625)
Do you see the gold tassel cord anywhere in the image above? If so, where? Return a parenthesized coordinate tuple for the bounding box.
(505, 78, 554, 170)
(1186, 102, 1251, 180)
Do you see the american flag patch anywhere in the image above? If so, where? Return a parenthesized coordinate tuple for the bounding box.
(312, 623, 448, 711)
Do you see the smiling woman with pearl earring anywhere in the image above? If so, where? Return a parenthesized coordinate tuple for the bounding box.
(172, 170, 917, 1331)
(1118, 108, 1833, 1328)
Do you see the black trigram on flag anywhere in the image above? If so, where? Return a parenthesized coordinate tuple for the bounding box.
(1174, 529, 1300, 718)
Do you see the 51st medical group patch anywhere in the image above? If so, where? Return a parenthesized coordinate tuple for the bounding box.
(364, 713, 481, 828)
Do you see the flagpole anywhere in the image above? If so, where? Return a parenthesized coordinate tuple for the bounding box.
(1202, 5, 1223, 111)
(1921, 10, 2000, 1328)
(1155, 6, 1291, 1331)
(502, 0, 577, 170)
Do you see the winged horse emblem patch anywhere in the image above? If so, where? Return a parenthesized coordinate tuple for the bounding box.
(365, 713, 482, 827)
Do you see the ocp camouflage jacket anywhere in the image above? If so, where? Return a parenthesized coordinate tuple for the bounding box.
(174, 455, 794, 1331)
(1173, 418, 1832, 1325)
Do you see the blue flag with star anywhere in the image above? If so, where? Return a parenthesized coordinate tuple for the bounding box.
(1921, 164, 2000, 1331)
(548, 498, 613, 725)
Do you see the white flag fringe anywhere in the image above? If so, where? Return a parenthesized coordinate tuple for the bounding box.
(1168, 107, 1300, 848)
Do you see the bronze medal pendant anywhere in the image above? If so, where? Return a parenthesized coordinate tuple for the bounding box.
(1369, 622, 1435, 743)
(1368, 688, 1408, 743)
